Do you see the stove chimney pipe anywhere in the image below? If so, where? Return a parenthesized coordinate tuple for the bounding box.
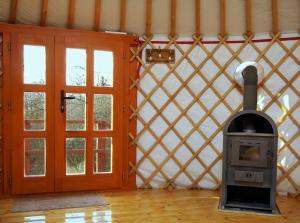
(243, 65, 258, 110)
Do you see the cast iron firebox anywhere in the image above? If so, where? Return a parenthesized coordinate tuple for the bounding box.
(220, 66, 278, 213)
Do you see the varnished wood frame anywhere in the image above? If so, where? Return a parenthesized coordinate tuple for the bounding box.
(0, 23, 137, 195)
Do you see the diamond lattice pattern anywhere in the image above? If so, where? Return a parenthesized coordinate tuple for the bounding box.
(129, 33, 300, 196)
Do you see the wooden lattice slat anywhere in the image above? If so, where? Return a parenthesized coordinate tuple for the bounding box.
(0, 34, 3, 194)
(129, 33, 300, 196)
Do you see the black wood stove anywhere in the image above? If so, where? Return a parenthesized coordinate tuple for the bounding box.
(220, 65, 278, 213)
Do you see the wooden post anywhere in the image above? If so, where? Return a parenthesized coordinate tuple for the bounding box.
(120, 0, 126, 32)
(40, 0, 49, 26)
(219, 0, 226, 38)
(170, 0, 176, 37)
(9, 0, 18, 24)
(68, 0, 75, 29)
(245, 0, 252, 37)
(145, 0, 152, 37)
(94, 0, 101, 31)
(195, 0, 201, 37)
(271, 0, 279, 35)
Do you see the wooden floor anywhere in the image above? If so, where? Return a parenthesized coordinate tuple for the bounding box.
(0, 190, 300, 223)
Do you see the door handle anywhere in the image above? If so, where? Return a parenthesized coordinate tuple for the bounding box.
(60, 90, 76, 113)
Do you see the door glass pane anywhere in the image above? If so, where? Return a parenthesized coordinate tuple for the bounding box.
(94, 50, 113, 87)
(93, 137, 112, 173)
(66, 48, 87, 86)
(24, 92, 46, 131)
(24, 138, 46, 177)
(23, 45, 46, 84)
(94, 94, 112, 131)
(66, 93, 86, 131)
(66, 138, 86, 175)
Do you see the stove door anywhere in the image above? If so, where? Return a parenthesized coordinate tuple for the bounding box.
(231, 139, 271, 168)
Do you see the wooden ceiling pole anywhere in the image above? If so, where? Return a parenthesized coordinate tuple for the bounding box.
(40, 0, 49, 26)
(271, 0, 279, 35)
(9, 0, 18, 24)
(120, 0, 126, 32)
(245, 0, 252, 37)
(145, 0, 152, 37)
(94, 0, 101, 31)
(195, 0, 201, 37)
(68, 0, 75, 29)
(219, 0, 226, 38)
(170, 0, 177, 37)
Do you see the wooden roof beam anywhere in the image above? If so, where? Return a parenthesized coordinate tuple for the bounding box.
(94, 0, 101, 31)
(271, 0, 279, 35)
(9, 0, 18, 24)
(40, 0, 48, 26)
(120, 0, 126, 32)
(170, 0, 176, 37)
(145, 0, 152, 37)
(219, 0, 226, 38)
(195, 0, 201, 37)
(68, 0, 75, 29)
(245, 0, 252, 37)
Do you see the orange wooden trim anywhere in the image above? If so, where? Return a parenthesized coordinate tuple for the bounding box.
(40, 0, 49, 26)
(68, 0, 75, 29)
(145, 0, 152, 37)
(9, 0, 18, 24)
(195, 0, 201, 37)
(219, 0, 226, 37)
(94, 0, 101, 32)
(120, 0, 126, 32)
(170, 0, 177, 37)
(245, 0, 252, 36)
(271, 0, 279, 35)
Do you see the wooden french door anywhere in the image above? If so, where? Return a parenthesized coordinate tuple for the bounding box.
(11, 33, 126, 194)
(11, 33, 55, 194)
(54, 36, 124, 192)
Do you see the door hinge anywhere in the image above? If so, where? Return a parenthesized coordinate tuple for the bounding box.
(7, 42, 11, 52)
(8, 102, 12, 112)
(8, 176, 12, 186)
(122, 171, 127, 182)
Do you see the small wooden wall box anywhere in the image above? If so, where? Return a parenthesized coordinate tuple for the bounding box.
(146, 49, 175, 63)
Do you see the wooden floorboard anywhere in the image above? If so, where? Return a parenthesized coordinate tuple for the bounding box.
(0, 190, 300, 222)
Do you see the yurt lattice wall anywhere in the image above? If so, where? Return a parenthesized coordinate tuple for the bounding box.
(127, 0, 300, 196)
(129, 33, 300, 195)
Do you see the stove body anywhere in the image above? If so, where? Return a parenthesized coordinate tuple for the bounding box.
(220, 66, 278, 213)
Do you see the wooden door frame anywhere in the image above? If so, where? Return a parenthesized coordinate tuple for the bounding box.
(0, 23, 137, 195)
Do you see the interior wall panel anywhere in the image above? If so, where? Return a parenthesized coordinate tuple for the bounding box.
(0, 0, 10, 22)
(227, 0, 245, 35)
(278, 0, 300, 32)
(152, 0, 170, 34)
(17, 0, 41, 25)
(47, 0, 69, 27)
(74, 0, 94, 30)
(252, 0, 272, 33)
(126, 0, 146, 35)
(201, 0, 219, 36)
(177, 0, 194, 36)
(101, 0, 120, 32)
